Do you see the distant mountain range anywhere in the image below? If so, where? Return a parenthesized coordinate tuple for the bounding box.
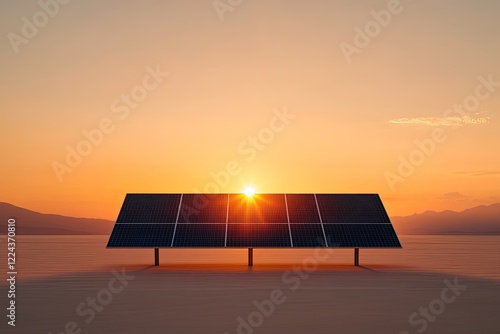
(391, 203, 500, 235)
(0, 202, 114, 235)
(0, 202, 499, 235)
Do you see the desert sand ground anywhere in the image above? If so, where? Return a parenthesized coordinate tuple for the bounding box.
(0, 235, 499, 334)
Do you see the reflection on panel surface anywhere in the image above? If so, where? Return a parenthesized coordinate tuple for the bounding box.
(228, 194, 288, 224)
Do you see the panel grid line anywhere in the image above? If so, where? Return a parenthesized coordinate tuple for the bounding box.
(314, 194, 329, 247)
(170, 194, 183, 247)
(284, 194, 293, 247)
(224, 193, 229, 247)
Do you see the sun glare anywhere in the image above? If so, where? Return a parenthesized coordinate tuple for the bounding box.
(244, 187, 255, 197)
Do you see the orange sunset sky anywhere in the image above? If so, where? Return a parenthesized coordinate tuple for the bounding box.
(1, 0, 499, 220)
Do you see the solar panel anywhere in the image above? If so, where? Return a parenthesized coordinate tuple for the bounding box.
(285, 194, 321, 224)
(116, 194, 182, 224)
(178, 194, 228, 224)
(106, 224, 175, 247)
(289, 224, 327, 247)
(228, 194, 287, 224)
(226, 224, 291, 247)
(322, 224, 401, 247)
(106, 193, 401, 249)
(172, 224, 226, 247)
(315, 194, 390, 224)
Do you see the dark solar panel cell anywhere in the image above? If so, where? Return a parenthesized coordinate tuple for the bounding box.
(285, 194, 321, 224)
(226, 224, 291, 247)
(320, 210, 390, 224)
(228, 194, 287, 224)
(116, 194, 182, 224)
(289, 224, 327, 247)
(178, 194, 228, 224)
(106, 224, 175, 247)
(316, 194, 385, 211)
(316, 194, 390, 224)
(172, 224, 226, 247)
(322, 224, 401, 248)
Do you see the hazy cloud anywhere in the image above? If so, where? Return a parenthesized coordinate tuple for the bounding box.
(454, 171, 500, 177)
(438, 192, 468, 201)
(437, 192, 500, 205)
(389, 115, 490, 126)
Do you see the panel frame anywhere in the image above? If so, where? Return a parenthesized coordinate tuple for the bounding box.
(107, 193, 402, 249)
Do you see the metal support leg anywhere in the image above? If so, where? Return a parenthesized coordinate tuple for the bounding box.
(154, 248, 159, 266)
(248, 248, 253, 267)
(354, 248, 359, 266)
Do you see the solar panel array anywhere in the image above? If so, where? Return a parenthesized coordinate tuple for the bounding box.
(107, 193, 401, 248)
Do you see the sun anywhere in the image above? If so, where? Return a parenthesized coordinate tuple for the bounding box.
(243, 187, 255, 197)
